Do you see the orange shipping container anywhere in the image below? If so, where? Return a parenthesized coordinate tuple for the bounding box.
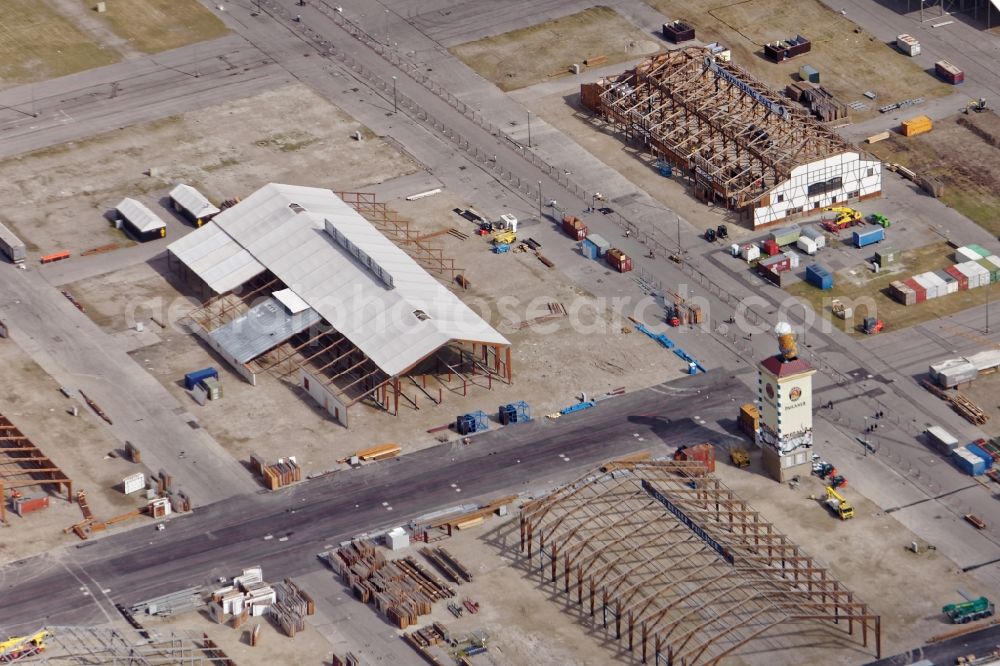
(901, 115, 932, 137)
(674, 443, 715, 473)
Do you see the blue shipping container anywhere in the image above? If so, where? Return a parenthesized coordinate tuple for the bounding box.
(968, 443, 994, 469)
(581, 240, 598, 259)
(184, 367, 218, 390)
(853, 228, 884, 248)
(952, 446, 986, 476)
(805, 265, 833, 290)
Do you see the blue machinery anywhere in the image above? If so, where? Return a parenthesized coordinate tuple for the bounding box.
(633, 322, 706, 373)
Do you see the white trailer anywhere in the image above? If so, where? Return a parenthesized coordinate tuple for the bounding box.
(0, 221, 26, 264)
(896, 34, 920, 57)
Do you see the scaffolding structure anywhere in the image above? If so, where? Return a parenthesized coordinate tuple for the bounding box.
(0, 412, 72, 522)
(903, 0, 998, 26)
(11, 626, 234, 664)
(581, 48, 854, 215)
(520, 460, 880, 665)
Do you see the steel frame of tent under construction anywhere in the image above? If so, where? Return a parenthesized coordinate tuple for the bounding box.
(12, 626, 233, 664)
(903, 0, 999, 27)
(581, 48, 880, 228)
(0, 412, 72, 522)
(171, 186, 511, 424)
(519, 460, 880, 666)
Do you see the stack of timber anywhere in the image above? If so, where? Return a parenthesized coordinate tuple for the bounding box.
(332, 653, 362, 666)
(250, 454, 301, 490)
(269, 579, 315, 637)
(953, 393, 989, 425)
(404, 623, 452, 663)
(331, 540, 455, 628)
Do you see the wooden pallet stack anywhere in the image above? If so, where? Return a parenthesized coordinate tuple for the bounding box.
(420, 547, 473, 584)
(250, 454, 302, 490)
(333, 541, 454, 629)
(269, 579, 315, 637)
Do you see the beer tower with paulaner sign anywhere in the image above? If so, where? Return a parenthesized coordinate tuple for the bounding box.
(756, 322, 816, 481)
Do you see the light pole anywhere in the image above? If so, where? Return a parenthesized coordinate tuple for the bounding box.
(527, 111, 532, 148)
(385, 9, 390, 45)
(537, 181, 543, 218)
(987, 280, 991, 334)
(392, 76, 397, 113)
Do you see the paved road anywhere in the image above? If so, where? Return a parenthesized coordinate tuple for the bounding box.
(0, 369, 750, 635)
(865, 622, 1000, 665)
(0, 265, 256, 505)
(0, 33, 293, 159)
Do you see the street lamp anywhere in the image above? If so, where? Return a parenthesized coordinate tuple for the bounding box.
(527, 111, 532, 148)
(385, 9, 390, 45)
(392, 76, 397, 113)
(537, 181, 543, 218)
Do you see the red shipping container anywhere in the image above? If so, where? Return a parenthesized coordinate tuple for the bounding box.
(561, 215, 588, 240)
(674, 443, 715, 473)
(944, 265, 969, 290)
(606, 249, 632, 273)
(13, 496, 49, 516)
(762, 239, 781, 256)
(903, 277, 926, 303)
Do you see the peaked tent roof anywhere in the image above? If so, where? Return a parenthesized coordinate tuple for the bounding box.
(169, 183, 221, 219)
(168, 184, 509, 377)
(116, 197, 166, 233)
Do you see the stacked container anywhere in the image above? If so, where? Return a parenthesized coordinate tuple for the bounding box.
(889, 280, 916, 305)
(934, 269, 959, 295)
(904, 277, 926, 303)
(923, 272, 947, 298)
(953, 446, 986, 476)
(966, 244, 991, 259)
(944, 265, 969, 290)
(956, 246, 984, 263)
(977, 257, 999, 283)
(956, 261, 989, 288)
(913, 273, 939, 299)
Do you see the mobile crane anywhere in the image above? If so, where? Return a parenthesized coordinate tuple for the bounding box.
(821, 207, 862, 233)
(825, 486, 854, 520)
(0, 629, 50, 662)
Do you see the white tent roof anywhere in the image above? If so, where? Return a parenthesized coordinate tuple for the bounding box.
(273, 288, 310, 314)
(169, 183, 221, 219)
(168, 184, 509, 377)
(116, 197, 166, 232)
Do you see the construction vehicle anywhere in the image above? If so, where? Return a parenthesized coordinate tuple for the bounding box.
(964, 98, 987, 114)
(863, 317, 884, 335)
(821, 207, 863, 233)
(829, 475, 847, 489)
(0, 629, 50, 661)
(943, 596, 995, 624)
(704, 228, 717, 242)
(868, 213, 891, 228)
(716, 224, 728, 239)
(730, 449, 750, 468)
(492, 229, 516, 246)
(825, 486, 854, 520)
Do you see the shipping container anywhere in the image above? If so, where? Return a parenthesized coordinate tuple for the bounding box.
(606, 248, 632, 273)
(967, 243, 991, 259)
(764, 35, 811, 62)
(953, 446, 986, 476)
(944, 265, 969, 290)
(662, 20, 695, 43)
(805, 264, 833, 290)
(926, 426, 959, 454)
(934, 269, 958, 295)
(935, 60, 964, 84)
(956, 261, 989, 289)
(561, 214, 588, 241)
(740, 243, 760, 263)
(796, 236, 817, 255)
(852, 227, 884, 248)
(977, 258, 999, 283)
(895, 34, 920, 56)
(12, 496, 49, 516)
(921, 272, 948, 299)
(901, 115, 933, 137)
(801, 225, 826, 248)
(761, 239, 781, 256)
(956, 246, 983, 263)
(184, 367, 218, 390)
(875, 247, 896, 268)
(758, 254, 792, 273)
(799, 64, 819, 83)
(0, 221, 26, 264)
(986, 255, 1000, 276)
(889, 280, 915, 306)
(582, 233, 610, 259)
(769, 223, 801, 246)
(913, 273, 939, 300)
(904, 277, 926, 303)
(930, 358, 977, 388)
(674, 443, 715, 472)
(968, 442, 994, 469)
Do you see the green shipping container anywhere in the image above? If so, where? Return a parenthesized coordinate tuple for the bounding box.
(967, 243, 991, 259)
(978, 259, 999, 283)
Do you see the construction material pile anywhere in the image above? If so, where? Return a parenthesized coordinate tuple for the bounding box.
(209, 567, 276, 624)
(270, 579, 315, 637)
(250, 454, 301, 490)
(330, 540, 455, 628)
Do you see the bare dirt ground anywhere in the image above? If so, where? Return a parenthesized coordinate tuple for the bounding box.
(0, 83, 418, 257)
(0, 0, 119, 88)
(450, 6, 660, 92)
(867, 110, 1000, 238)
(81, 0, 229, 54)
(66, 188, 688, 481)
(645, 0, 951, 121)
(0, 338, 150, 566)
(525, 90, 747, 236)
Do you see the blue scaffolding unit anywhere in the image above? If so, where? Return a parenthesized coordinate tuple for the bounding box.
(456, 410, 489, 435)
(498, 401, 531, 425)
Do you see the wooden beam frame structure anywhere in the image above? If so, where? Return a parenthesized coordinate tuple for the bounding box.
(0, 415, 72, 503)
(591, 48, 856, 213)
(519, 460, 880, 665)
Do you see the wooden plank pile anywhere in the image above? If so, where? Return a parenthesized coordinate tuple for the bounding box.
(953, 393, 989, 425)
(250, 454, 301, 490)
(332, 540, 455, 629)
(269, 579, 315, 637)
(404, 622, 451, 653)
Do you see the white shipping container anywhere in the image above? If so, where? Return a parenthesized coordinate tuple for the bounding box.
(784, 251, 800, 268)
(913, 273, 939, 299)
(796, 236, 817, 255)
(896, 34, 920, 56)
(741, 244, 760, 263)
(956, 261, 987, 289)
(956, 247, 982, 263)
(987, 255, 1000, 272)
(922, 272, 947, 299)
